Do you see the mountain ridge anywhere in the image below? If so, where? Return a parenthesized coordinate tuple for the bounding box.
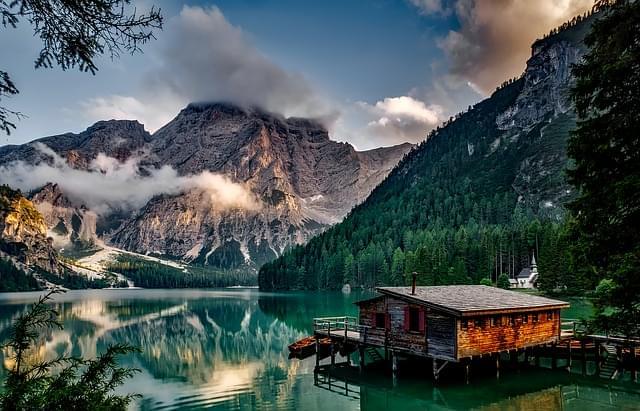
(0, 102, 413, 271)
(258, 14, 594, 290)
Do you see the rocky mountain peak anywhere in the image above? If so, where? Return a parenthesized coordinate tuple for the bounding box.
(0, 101, 412, 271)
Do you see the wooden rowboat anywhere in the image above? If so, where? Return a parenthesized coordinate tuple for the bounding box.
(288, 336, 332, 359)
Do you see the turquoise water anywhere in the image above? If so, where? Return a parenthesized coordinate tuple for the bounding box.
(0, 289, 637, 410)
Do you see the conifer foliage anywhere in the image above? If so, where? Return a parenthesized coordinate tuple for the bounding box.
(568, 0, 640, 337)
(0, 290, 140, 410)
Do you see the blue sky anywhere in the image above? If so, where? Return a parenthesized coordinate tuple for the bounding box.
(0, 0, 592, 149)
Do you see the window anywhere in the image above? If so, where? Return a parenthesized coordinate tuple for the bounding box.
(509, 315, 516, 326)
(522, 314, 528, 324)
(547, 311, 553, 321)
(409, 307, 420, 332)
(375, 312, 386, 328)
(474, 318, 484, 328)
(491, 316, 502, 327)
(532, 313, 538, 323)
(461, 319, 469, 330)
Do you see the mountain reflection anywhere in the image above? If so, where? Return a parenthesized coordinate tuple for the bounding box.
(0, 290, 637, 411)
(0, 290, 332, 410)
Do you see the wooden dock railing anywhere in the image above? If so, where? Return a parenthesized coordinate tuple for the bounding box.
(313, 316, 370, 343)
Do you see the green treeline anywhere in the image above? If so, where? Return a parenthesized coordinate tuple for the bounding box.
(260, 79, 581, 293)
(0, 258, 40, 291)
(107, 256, 257, 288)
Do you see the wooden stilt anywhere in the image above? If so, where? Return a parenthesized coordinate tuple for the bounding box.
(632, 347, 637, 382)
(330, 341, 335, 367)
(464, 361, 470, 384)
(433, 358, 439, 383)
(567, 340, 572, 372)
(535, 346, 540, 368)
(524, 348, 530, 365)
(315, 337, 320, 370)
(581, 339, 587, 376)
(552, 343, 558, 370)
(595, 343, 601, 376)
(392, 351, 399, 375)
(495, 353, 500, 379)
(359, 345, 365, 371)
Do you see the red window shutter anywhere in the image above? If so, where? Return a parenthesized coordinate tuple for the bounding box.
(403, 306, 410, 331)
(419, 308, 425, 333)
(371, 312, 376, 329)
(385, 313, 391, 329)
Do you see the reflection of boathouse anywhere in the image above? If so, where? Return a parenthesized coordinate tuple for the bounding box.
(314, 365, 640, 410)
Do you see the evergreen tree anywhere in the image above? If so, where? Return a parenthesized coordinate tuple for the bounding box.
(497, 273, 511, 289)
(0, 290, 139, 410)
(568, 0, 640, 337)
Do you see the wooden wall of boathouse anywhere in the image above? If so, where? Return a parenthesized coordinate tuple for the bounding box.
(358, 296, 457, 361)
(456, 309, 562, 358)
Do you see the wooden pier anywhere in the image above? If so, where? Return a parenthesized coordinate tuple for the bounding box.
(290, 285, 640, 383)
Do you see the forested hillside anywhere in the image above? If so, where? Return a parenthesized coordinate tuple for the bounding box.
(259, 14, 596, 292)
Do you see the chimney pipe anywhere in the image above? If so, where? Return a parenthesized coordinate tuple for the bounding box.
(411, 272, 417, 295)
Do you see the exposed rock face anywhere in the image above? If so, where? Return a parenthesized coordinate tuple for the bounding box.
(31, 183, 98, 249)
(494, 23, 590, 219)
(0, 120, 152, 167)
(111, 104, 412, 267)
(0, 104, 412, 269)
(0, 186, 59, 273)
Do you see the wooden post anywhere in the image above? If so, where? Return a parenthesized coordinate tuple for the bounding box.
(632, 346, 637, 383)
(595, 342, 601, 376)
(392, 351, 399, 387)
(385, 329, 389, 361)
(567, 340, 572, 372)
(344, 318, 348, 343)
(432, 358, 439, 383)
(552, 343, 558, 370)
(392, 351, 399, 375)
(524, 347, 530, 365)
(330, 341, 335, 367)
(315, 337, 320, 370)
(465, 360, 471, 384)
(581, 339, 587, 376)
(359, 345, 365, 372)
(495, 353, 500, 379)
(535, 346, 540, 368)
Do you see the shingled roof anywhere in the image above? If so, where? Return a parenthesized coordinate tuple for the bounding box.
(374, 285, 569, 317)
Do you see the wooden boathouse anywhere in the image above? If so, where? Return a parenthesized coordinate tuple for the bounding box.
(311, 283, 570, 380)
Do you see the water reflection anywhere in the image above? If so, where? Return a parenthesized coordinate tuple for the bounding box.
(0, 290, 635, 410)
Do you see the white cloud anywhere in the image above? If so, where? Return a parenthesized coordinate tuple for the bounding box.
(358, 96, 442, 145)
(409, 0, 449, 15)
(81, 5, 336, 132)
(0, 143, 261, 214)
(438, 0, 593, 94)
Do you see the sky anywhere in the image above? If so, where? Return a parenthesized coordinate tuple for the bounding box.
(0, 0, 593, 150)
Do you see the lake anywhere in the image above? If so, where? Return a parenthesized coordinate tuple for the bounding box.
(0, 289, 638, 410)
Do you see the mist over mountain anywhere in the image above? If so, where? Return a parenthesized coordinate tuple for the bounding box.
(0, 103, 412, 271)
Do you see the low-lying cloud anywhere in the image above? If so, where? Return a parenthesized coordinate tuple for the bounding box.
(83, 5, 336, 133)
(358, 96, 442, 145)
(434, 0, 593, 94)
(0, 143, 261, 214)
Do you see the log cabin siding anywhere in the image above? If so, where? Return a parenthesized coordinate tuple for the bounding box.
(358, 297, 387, 346)
(356, 288, 567, 363)
(386, 298, 431, 356)
(456, 309, 561, 358)
(427, 312, 456, 360)
(358, 296, 457, 359)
